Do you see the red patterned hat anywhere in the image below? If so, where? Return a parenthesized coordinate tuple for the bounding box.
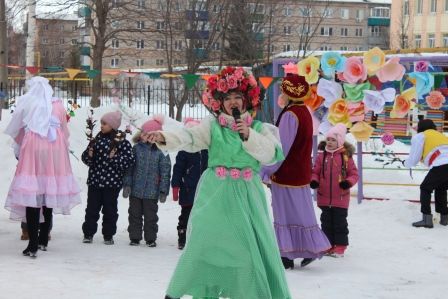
(281, 74, 310, 101)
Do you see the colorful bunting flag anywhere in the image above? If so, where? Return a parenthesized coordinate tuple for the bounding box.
(201, 74, 212, 81)
(25, 66, 40, 75)
(145, 72, 161, 79)
(259, 77, 274, 89)
(182, 74, 200, 89)
(86, 69, 101, 79)
(65, 68, 82, 80)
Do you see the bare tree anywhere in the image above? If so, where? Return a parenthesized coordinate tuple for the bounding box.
(393, 0, 412, 49)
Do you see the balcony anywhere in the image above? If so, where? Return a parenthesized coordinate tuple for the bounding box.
(368, 17, 390, 26)
(185, 10, 209, 21)
(80, 47, 90, 56)
(253, 32, 264, 41)
(193, 49, 208, 59)
(185, 30, 209, 40)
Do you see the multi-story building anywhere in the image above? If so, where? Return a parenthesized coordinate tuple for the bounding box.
(390, 0, 448, 49)
(35, 14, 80, 68)
(86, 0, 391, 70)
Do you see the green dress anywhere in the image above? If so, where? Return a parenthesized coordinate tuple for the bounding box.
(166, 118, 291, 299)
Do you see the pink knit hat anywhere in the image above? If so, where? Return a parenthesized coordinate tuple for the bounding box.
(101, 111, 122, 130)
(325, 123, 347, 147)
(141, 115, 164, 133)
(184, 117, 200, 128)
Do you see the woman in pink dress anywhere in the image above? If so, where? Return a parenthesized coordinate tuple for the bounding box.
(4, 76, 81, 258)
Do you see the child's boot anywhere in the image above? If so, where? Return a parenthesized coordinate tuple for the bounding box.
(331, 245, 347, 258)
(440, 214, 448, 226)
(412, 214, 434, 228)
(178, 228, 186, 250)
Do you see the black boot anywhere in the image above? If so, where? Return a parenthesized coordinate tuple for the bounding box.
(281, 257, 294, 269)
(301, 258, 316, 267)
(412, 214, 434, 228)
(440, 214, 448, 226)
(178, 228, 186, 250)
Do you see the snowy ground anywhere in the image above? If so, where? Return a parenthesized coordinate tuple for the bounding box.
(0, 107, 447, 299)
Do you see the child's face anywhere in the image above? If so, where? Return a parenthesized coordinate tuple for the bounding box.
(326, 137, 339, 150)
(100, 121, 113, 134)
(140, 132, 151, 143)
(223, 92, 245, 115)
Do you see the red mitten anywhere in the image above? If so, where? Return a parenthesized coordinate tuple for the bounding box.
(172, 187, 180, 201)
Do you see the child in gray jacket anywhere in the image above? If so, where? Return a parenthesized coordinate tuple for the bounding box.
(123, 118, 171, 247)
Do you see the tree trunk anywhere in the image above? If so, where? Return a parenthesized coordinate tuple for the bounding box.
(90, 43, 104, 108)
(168, 77, 175, 118)
(175, 91, 189, 121)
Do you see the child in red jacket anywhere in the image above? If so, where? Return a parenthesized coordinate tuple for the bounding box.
(310, 124, 359, 257)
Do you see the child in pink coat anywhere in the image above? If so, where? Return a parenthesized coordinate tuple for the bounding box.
(310, 124, 359, 257)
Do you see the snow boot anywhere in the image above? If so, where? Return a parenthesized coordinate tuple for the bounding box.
(38, 245, 47, 251)
(21, 228, 29, 241)
(300, 258, 316, 267)
(146, 240, 157, 247)
(129, 239, 140, 246)
(412, 214, 434, 228)
(22, 247, 37, 258)
(440, 214, 448, 226)
(281, 257, 294, 270)
(83, 235, 93, 243)
(178, 228, 186, 250)
(103, 236, 114, 245)
(330, 245, 347, 258)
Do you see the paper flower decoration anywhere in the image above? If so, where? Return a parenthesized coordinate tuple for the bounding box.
(321, 52, 346, 76)
(381, 132, 395, 145)
(343, 82, 371, 103)
(408, 72, 434, 99)
(343, 57, 367, 84)
(390, 87, 416, 118)
(425, 90, 446, 109)
(363, 47, 386, 75)
(297, 56, 320, 84)
(415, 61, 430, 72)
(363, 88, 396, 114)
(317, 78, 343, 108)
(347, 102, 365, 122)
(328, 99, 351, 127)
(350, 121, 374, 142)
(282, 62, 298, 75)
(376, 57, 406, 83)
(303, 85, 324, 111)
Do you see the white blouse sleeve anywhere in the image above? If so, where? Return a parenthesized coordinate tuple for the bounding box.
(242, 123, 283, 165)
(404, 133, 425, 168)
(157, 116, 213, 153)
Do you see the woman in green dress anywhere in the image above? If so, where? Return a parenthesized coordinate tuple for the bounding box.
(149, 67, 291, 299)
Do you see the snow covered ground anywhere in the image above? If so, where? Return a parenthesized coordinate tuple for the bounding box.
(0, 106, 447, 299)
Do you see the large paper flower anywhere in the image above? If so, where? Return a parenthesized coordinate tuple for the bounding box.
(363, 88, 396, 114)
(408, 72, 434, 99)
(425, 90, 446, 109)
(282, 62, 298, 75)
(363, 47, 386, 75)
(317, 78, 343, 108)
(390, 87, 416, 118)
(376, 57, 406, 83)
(303, 85, 324, 111)
(415, 61, 430, 72)
(343, 82, 371, 103)
(347, 102, 365, 122)
(350, 121, 374, 142)
(297, 56, 320, 84)
(343, 57, 367, 84)
(321, 52, 346, 76)
(328, 99, 351, 127)
(381, 132, 395, 145)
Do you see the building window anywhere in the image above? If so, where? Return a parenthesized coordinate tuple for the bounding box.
(416, 0, 423, 14)
(111, 58, 119, 67)
(174, 40, 182, 50)
(415, 34, 421, 48)
(370, 26, 381, 37)
(370, 7, 390, 18)
(445, 0, 448, 12)
(340, 28, 348, 37)
(156, 21, 165, 30)
(284, 26, 292, 35)
(404, 0, 409, 15)
(60, 25, 64, 31)
(340, 8, 349, 19)
(212, 42, 221, 50)
(320, 46, 332, 51)
(443, 34, 448, 46)
(137, 0, 145, 9)
(269, 44, 275, 53)
(283, 7, 292, 16)
(156, 40, 166, 49)
(320, 27, 333, 36)
(156, 59, 164, 66)
(137, 40, 144, 49)
(137, 21, 145, 29)
(283, 44, 291, 52)
(60, 38, 65, 44)
(174, 59, 182, 65)
(59, 51, 65, 58)
(356, 9, 364, 21)
(299, 7, 312, 17)
(322, 8, 333, 18)
(72, 25, 77, 31)
(340, 46, 348, 51)
(355, 28, 363, 36)
(111, 39, 119, 48)
(430, 0, 437, 13)
(136, 59, 144, 67)
(71, 39, 78, 45)
(42, 38, 49, 44)
(43, 24, 49, 31)
(112, 21, 120, 29)
(112, 0, 120, 8)
(428, 34, 436, 47)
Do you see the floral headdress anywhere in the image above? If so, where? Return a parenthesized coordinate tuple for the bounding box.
(202, 66, 261, 115)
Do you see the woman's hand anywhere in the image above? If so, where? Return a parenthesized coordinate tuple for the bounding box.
(236, 120, 250, 140)
(147, 132, 166, 144)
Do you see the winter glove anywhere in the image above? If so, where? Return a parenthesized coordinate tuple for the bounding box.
(339, 180, 351, 190)
(310, 180, 319, 189)
(122, 186, 131, 198)
(172, 187, 180, 201)
(159, 194, 167, 203)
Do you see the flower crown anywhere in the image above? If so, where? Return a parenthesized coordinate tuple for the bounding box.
(202, 66, 261, 114)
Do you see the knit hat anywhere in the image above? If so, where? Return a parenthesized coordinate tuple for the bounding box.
(141, 115, 164, 133)
(417, 119, 436, 133)
(101, 111, 122, 130)
(184, 117, 200, 128)
(325, 123, 347, 147)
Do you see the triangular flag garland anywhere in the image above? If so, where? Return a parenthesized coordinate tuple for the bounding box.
(259, 77, 274, 89)
(86, 69, 101, 79)
(201, 74, 212, 81)
(25, 66, 40, 75)
(182, 74, 200, 89)
(145, 72, 161, 79)
(434, 74, 444, 89)
(65, 68, 82, 80)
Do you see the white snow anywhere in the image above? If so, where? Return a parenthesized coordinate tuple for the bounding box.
(0, 107, 447, 299)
